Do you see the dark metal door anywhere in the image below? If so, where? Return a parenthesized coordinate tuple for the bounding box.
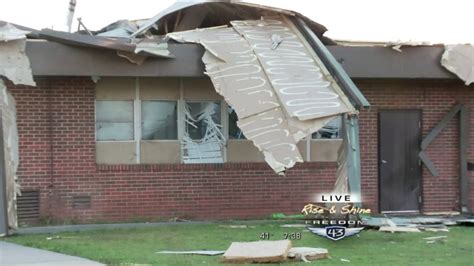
(379, 110, 422, 212)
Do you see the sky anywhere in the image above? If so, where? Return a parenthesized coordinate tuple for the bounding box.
(0, 0, 473, 44)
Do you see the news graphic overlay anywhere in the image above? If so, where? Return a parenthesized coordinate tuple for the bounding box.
(302, 193, 369, 241)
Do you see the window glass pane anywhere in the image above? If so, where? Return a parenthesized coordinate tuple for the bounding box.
(185, 101, 221, 140)
(141, 101, 178, 140)
(312, 116, 342, 139)
(96, 101, 134, 141)
(228, 107, 246, 139)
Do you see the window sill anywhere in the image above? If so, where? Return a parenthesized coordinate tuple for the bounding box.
(95, 161, 337, 172)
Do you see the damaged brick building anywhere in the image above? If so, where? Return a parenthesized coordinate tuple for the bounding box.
(0, 1, 472, 230)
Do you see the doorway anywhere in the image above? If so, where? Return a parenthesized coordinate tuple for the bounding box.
(379, 110, 422, 213)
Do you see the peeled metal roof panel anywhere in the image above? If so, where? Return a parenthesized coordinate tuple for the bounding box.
(130, 1, 331, 43)
(130, 1, 200, 38)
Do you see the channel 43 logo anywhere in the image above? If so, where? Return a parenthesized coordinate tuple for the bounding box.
(308, 226, 364, 241)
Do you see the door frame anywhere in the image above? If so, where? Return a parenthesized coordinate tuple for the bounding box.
(377, 109, 423, 214)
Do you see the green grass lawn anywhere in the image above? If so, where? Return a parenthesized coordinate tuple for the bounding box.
(4, 222, 474, 265)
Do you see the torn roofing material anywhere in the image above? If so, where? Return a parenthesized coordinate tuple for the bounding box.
(37, 29, 174, 60)
(441, 44, 474, 85)
(0, 1, 338, 66)
(96, 20, 145, 38)
(0, 24, 35, 86)
(130, 0, 334, 45)
(169, 15, 355, 174)
(0, 20, 39, 38)
(0, 23, 30, 41)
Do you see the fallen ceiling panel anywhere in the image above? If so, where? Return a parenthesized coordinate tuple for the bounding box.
(169, 16, 355, 174)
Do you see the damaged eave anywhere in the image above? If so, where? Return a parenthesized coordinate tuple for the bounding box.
(25, 41, 204, 77)
(37, 29, 174, 60)
(23, 40, 461, 80)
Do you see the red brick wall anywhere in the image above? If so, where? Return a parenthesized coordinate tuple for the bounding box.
(9, 78, 337, 222)
(7, 77, 474, 223)
(358, 80, 474, 213)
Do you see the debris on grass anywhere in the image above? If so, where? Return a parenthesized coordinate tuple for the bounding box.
(219, 225, 249, 229)
(379, 226, 421, 233)
(424, 211, 460, 216)
(222, 240, 292, 263)
(422, 227, 449, 232)
(280, 224, 307, 228)
(341, 258, 351, 263)
(426, 236, 447, 244)
(442, 220, 458, 226)
(156, 250, 225, 256)
(457, 219, 474, 225)
(423, 236, 447, 241)
(364, 215, 473, 232)
(287, 247, 328, 263)
(46, 236, 85, 240)
(410, 217, 445, 224)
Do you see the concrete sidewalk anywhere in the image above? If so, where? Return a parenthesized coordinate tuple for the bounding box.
(0, 241, 104, 266)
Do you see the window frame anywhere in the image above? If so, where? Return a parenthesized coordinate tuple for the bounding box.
(94, 100, 135, 142)
(95, 78, 227, 164)
(183, 100, 223, 141)
(95, 77, 341, 165)
(140, 100, 179, 141)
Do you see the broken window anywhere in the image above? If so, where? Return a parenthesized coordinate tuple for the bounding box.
(182, 101, 225, 163)
(228, 108, 245, 139)
(185, 102, 221, 140)
(141, 100, 178, 140)
(312, 116, 342, 139)
(95, 101, 134, 141)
